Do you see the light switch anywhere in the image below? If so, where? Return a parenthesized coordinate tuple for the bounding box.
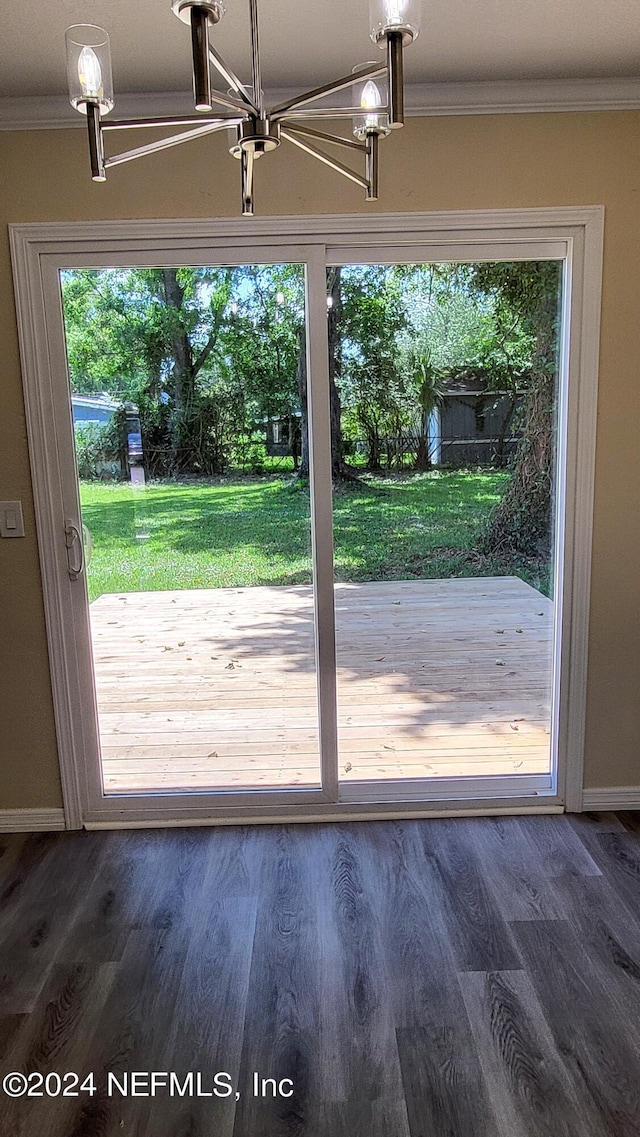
(0, 501, 25, 538)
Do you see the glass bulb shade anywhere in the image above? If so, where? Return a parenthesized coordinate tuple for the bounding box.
(369, 0, 420, 44)
(353, 75, 389, 139)
(65, 25, 114, 114)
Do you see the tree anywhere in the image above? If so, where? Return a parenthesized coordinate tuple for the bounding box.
(457, 271, 535, 467)
(295, 323, 310, 476)
(403, 346, 447, 471)
(62, 266, 238, 472)
(400, 264, 498, 370)
(61, 268, 161, 400)
(61, 264, 304, 476)
(214, 265, 304, 470)
(326, 267, 348, 479)
(466, 262, 561, 556)
(159, 267, 234, 471)
(337, 265, 408, 471)
(346, 352, 410, 470)
(62, 259, 555, 499)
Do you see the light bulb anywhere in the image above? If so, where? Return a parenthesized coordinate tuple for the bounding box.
(384, 0, 404, 25)
(353, 68, 389, 140)
(369, 0, 420, 44)
(361, 80, 382, 131)
(78, 45, 103, 100)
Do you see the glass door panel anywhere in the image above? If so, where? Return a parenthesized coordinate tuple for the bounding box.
(328, 260, 561, 790)
(60, 261, 323, 795)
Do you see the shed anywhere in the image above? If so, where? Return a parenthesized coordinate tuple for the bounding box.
(431, 373, 524, 467)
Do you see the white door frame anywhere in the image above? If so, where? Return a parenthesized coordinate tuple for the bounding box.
(10, 207, 604, 828)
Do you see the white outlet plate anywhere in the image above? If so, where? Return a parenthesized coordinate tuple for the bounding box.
(0, 501, 25, 538)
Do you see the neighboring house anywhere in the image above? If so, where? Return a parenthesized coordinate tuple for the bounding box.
(71, 393, 120, 427)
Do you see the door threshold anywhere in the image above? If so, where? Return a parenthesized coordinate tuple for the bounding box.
(83, 791, 564, 829)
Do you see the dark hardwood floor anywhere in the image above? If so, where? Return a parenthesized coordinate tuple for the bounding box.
(1, 812, 640, 1136)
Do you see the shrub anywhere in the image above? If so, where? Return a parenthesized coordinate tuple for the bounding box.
(74, 421, 121, 480)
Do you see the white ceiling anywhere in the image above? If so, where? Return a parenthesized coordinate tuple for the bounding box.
(1, 0, 640, 103)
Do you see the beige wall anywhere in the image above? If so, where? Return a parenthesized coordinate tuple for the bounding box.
(1, 111, 639, 809)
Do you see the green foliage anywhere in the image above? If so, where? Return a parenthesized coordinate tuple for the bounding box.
(412, 351, 447, 418)
(399, 264, 498, 370)
(227, 436, 268, 474)
(463, 262, 562, 555)
(62, 264, 305, 477)
(398, 346, 447, 470)
(337, 266, 413, 468)
(216, 264, 303, 421)
(62, 260, 547, 484)
(73, 421, 121, 480)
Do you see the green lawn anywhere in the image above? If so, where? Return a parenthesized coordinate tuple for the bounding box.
(80, 471, 550, 602)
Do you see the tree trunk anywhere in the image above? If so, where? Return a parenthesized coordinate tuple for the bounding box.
(161, 269, 194, 415)
(482, 294, 557, 556)
(368, 429, 382, 471)
(161, 267, 229, 474)
(296, 268, 354, 483)
(288, 414, 301, 471)
(161, 268, 196, 471)
(327, 266, 350, 480)
(414, 413, 431, 471)
(296, 324, 310, 478)
(494, 392, 518, 468)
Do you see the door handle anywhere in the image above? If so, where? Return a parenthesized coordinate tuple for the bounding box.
(64, 520, 84, 579)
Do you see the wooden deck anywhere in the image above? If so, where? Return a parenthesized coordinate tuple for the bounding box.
(90, 576, 554, 794)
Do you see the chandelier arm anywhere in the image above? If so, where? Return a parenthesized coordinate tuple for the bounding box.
(102, 114, 241, 131)
(207, 87, 255, 114)
(281, 129, 369, 191)
(248, 0, 264, 116)
(280, 122, 366, 153)
(208, 44, 259, 113)
(271, 63, 387, 118)
(275, 106, 388, 120)
(104, 119, 242, 169)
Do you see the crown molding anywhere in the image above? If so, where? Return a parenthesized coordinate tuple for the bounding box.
(2, 77, 640, 131)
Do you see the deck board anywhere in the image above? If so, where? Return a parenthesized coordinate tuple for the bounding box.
(90, 576, 554, 793)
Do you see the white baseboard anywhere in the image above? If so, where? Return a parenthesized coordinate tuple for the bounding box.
(0, 808, 66, 833)
(582, 787, 640, 811)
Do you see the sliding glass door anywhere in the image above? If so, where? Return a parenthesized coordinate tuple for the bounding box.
(24, 217, 584, 826)
(44, 242, 339, 818)
(328, 255, 561, 802)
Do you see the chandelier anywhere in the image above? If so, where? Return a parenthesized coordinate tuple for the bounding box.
(65, 0, 420, 215)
